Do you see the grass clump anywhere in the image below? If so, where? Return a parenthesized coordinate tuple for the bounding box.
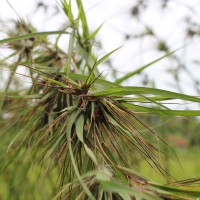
(0, 0, 200, 199)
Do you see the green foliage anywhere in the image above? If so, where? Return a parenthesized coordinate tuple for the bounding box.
(0, 1, 200, 199)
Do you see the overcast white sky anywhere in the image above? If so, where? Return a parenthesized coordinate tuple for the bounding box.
(1, 0, 200, 109)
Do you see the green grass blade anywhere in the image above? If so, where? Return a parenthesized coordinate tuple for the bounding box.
(170, 177, 200, 186)
(85, 47, 121, 85)
(62, 0, 74, 23)
(0, 94, 42, 100)
(137, 94, 170, 110)
(76, 0, 89, 38)
(76, 113, 84, 142)
(115, 47, 184, 84)
(68, 73, 120, 87)
(83, 144, 98, 165)
(87, 23, 104, 40)
(7, 109, 43, 152)
(123, 103, 200, 116)
(75, 113, 98, 165)
(96, 47, 121, 67)
(64, 29, 75, 74)
(115, 96, 173, 102)
(67, 110, 95, 200)
(152, 183, 200, 198)
(85, 59, 98, 85)
(41, 75, 67, 88)
(93, 86, 200, 103)
(62, 74, 81, 88)
(101, 180, 155, 200)
(0, 31, 68, 44)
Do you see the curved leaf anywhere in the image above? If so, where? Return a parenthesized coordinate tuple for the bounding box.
(93, 86, 200, 103)
(0, 31, 68, 44)
(123, 103, 200, 116)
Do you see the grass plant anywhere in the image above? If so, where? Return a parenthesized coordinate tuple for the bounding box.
(0, 0, 200, 199)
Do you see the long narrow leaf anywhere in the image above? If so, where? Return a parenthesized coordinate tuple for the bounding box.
(68, 73, 120, 87)
(67, 110, 95, 200)
(93, 86, 200, 103)
(87, 24, 104, 40)
(76, 0, 89, 38)
(123, 103, 200, 116)
(85, 47, 121, 85)
(115, 47, 184, 84)
(0, 31, 68, 44)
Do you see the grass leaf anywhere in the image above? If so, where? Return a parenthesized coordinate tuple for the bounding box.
(67, 109, 95, 200)
(87, 23, 104, 40)
(123, 103, 200, 116)
(0, 31, 68, 44)
(115, 47, 184, 84)
(76, 0, 89, 38)
(62, 0, 74, 23)
(85, 47, 121, 85)
(84, 144, 98, 165)
(93, 86, 200, 103)
(76, 113, 84, 142)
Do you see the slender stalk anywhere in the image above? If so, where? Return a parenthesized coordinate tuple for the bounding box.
(0, 55, 22, 112)
(64, 29, 75, 75)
